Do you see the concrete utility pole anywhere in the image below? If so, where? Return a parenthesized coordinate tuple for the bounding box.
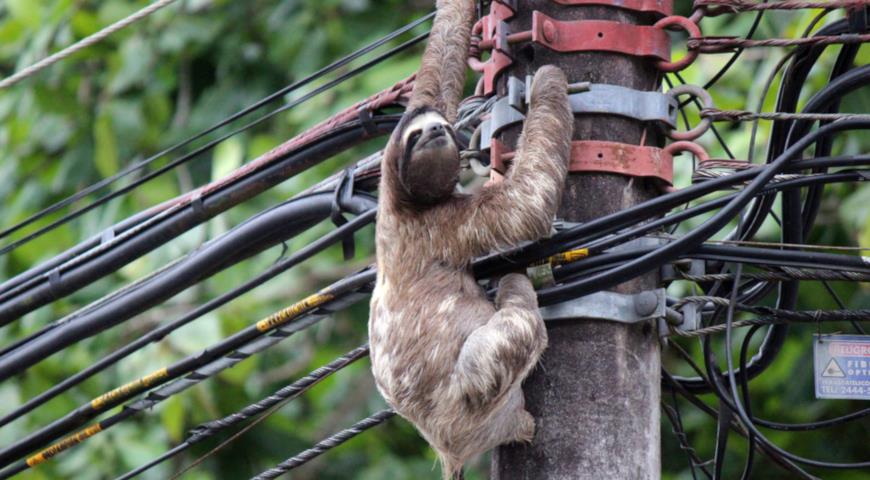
(492, 1, 662, 478)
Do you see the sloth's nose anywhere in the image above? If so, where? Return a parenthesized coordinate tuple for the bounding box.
(426, 123, 445, 136)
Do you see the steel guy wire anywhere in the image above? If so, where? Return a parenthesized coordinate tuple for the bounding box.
(116, 344, 370, 480)
(250, 410, 396, 480)
(0, 0, 178, 89)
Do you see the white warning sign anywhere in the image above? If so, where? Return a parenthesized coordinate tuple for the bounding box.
(821, 358, 845, 378)
(814, 334, 870, 400)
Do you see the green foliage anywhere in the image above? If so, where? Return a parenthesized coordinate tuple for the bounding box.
(0, 1, 867, 479)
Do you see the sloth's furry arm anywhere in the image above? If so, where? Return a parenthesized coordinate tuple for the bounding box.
(407, 0, 476, 123)
(434, 66, 573, 261)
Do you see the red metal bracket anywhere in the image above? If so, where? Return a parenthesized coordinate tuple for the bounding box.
(569, 140, 673, 184)
(551, 0, 673, 17)
(469, 0, 517, 95)
(663, 140, 709, 161)
(530, 11, 671, 62)
(652, 16, 701, 72)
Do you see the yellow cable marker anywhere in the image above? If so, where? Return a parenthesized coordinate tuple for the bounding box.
(255, 291, 335, 332)
(22, 291, 341, 471)
(90, 368, 169, 409)
(549, 248, 589, 265)
(26, 424, 103, 467)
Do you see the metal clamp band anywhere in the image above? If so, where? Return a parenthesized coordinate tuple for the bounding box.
(482, 77, 674, 151)
(541, 289, 666, 324)
(480, 76, 527, 150)
(551, 0, 673, 17)
(531, 12, 670, 61)
(569, 83, 678, 127)
(569, 140, 673, 184)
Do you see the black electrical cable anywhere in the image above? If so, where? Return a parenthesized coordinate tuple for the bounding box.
(556, 241, 870, 287)
(549, 168, 870, 288)
(534, 107, 870, 305)
(0, 12, 433, 252)
(0, 269, 376, 470)
(737, 323, 758, 480)
(663, 367, 814, 479)
(0, 27, 428, 313)
(700, 7, 766, 93)
(0, 209, 156, 297)
(582, 157, 870, 257)
(719, 58, 870, 395)
(0, 114, 401, 325)
(742, 18, 856, 241)
(474, 153, 870, 282)
(0, 204, 377, 427)
(0, 278, 374, 479)
(723, 277, 870, 468)
(784, 60, 865, 242)
(0, 116, 400, 374)
(663, 389, 710, 479)
(0, 26, 424, 300)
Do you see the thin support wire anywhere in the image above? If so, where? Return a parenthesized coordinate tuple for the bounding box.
(0, 0, 178, 89)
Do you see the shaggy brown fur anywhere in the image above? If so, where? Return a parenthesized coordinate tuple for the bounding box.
(368, 1, 574, 478)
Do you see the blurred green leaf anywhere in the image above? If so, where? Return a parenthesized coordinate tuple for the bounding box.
(93, 111, 119, 177)
(161, 394, 186, 443)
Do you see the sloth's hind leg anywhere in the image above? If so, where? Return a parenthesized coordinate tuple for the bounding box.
(453, 274, 547, 412)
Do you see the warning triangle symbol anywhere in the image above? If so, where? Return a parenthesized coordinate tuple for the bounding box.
(822, 358, 845, 378)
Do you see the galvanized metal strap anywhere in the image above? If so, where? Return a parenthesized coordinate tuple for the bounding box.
(480, 77, 678, 151)
(541, 289, 666, 323)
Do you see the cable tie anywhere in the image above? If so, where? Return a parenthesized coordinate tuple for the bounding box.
(47, 268, 62, 301)
(357, 107, 379, 137)
(331, 168, 357, 260)
(100, 229, 115, 245)
(189, 190, 205, 218)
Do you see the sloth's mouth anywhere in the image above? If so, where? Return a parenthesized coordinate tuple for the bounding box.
(420, 131, 447, 148)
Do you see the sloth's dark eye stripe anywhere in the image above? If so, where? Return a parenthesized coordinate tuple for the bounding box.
(408, 130, 422, 147)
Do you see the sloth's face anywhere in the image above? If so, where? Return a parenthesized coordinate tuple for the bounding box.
(398, 109, 460, 205)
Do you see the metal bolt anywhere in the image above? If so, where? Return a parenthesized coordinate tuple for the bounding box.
(634, 291, 659, 317)
(542, 20, 557, 43)
(567, 81, 590, 94)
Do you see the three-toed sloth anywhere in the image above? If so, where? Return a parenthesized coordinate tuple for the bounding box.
(368, 0, 573, 477)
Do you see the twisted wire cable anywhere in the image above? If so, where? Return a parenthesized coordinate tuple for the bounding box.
(689, 33, 870, 52)
(669, 302, 870, 338)
(678, 268, 870, 283)
(701, 108, 870, 122)
(188, 344, 369, 443)
(251, 410, 396, 480)
(695, 0, 868, 13)
(116, 345, 370, 480)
